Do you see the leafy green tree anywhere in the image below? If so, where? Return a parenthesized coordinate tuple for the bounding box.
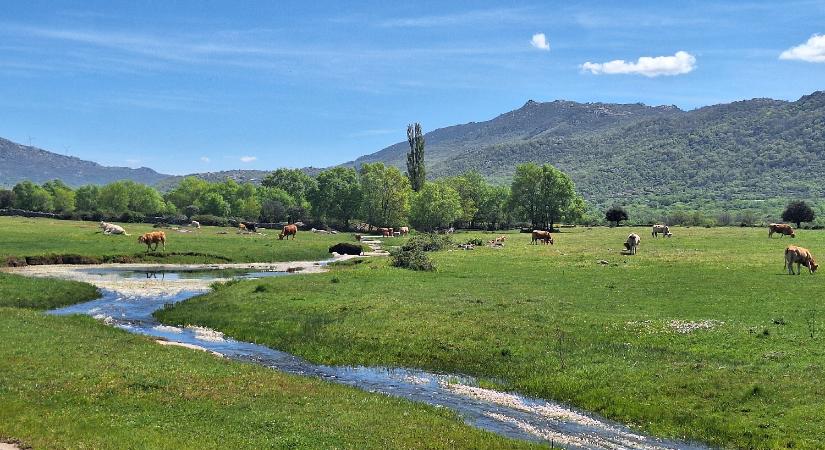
(445, 171, 487, 227)
(509, 163, 577, 229)
(261, 169, 316, 204)
(127, 182, 165, 214)
(565, 196, 588, 225)
(605, 205, 629, 226)
(199, 192, 231, 217)
(257, 187, 295, 222)
(43, 180, 75, 213)
(310, 167, 362, 227)
(782, 200, 816, 228)
(359, 163, 411, 228)
(406, 123, 426, 192)
(409, 182, 462, 231)
(75, 185, 100, 212)
(0, 189, 15, 209)
(98, 182, 130, 214)
(165, 177, 211, 210)
(183, 205, 200, 219)
(478, 184, 510, 229)
(12, 181, 53, 212)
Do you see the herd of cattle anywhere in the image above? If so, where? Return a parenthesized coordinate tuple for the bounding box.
(96, 219, 818, 275)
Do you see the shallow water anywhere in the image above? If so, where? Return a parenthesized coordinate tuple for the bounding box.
(46, 267, 709, 450)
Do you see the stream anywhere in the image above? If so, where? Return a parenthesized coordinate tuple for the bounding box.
(12, 261, 709, 450)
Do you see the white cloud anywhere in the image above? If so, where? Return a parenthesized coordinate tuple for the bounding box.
(780, 34, 825, 63)
(581, 51, 696, 77)
(530, 33, 550, 51)
(125, 158, 140, 165)
(200, 156, 210, 163)
(239, 156, 256, 163)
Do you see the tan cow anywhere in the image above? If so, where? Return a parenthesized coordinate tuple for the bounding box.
(769, 223, 795, 238)
(624, 233, 641, 255)
(138, 231, 166, 252)
(279, 224, 298, 240)
(380, 227, 394, 237)
(399, 226, 410, 236)
(785, 245, 818, 275)
(531, 230, 553, 245)
(651, 224, 671, 238)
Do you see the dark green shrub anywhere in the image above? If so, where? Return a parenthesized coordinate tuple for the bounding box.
(391, 247, 434, 271)
(402, 234, 452, 252)
(191, 214, 229, 227)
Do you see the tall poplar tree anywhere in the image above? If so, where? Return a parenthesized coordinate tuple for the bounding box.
(406, 122, 426, 192)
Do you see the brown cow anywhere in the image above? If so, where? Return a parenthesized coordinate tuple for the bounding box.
(399, 226, 410, 236)
(279, 224, 298, 240)
(380, 227, 394, 237)
(531, 230, 554, 245)
(769, 223, 795, 238)
(138, 231, 166, 252)
(785, 245, 818, 275)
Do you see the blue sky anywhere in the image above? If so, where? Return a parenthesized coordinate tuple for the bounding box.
(1, 1, 824, 175)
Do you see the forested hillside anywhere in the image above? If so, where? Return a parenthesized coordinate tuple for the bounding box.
(350, 92, 825, 210)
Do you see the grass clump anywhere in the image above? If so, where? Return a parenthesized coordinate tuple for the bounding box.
(0, 272, 99, 309)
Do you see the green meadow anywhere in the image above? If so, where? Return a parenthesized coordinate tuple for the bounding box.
(156, 226, 825, 449)
(0, 216, 346, 265)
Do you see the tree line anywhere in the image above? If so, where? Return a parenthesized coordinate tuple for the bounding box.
(0, 162, 588, 231)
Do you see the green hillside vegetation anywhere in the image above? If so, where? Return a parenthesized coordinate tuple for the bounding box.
(351, 92, 825, 215)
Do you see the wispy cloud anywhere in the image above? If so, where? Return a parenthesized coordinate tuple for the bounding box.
(378, 7, 531, 28)
(581, 51, 696, 77)
(347, 128, 398, 138)
(780, 34, 825, 62)
(530, 33, 550, 51)
(200, 156, 211, 163)
(239, 156, 257, 163)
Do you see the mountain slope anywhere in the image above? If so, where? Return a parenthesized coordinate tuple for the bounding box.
(0, 138, 169, 188)
(349, 92, 825, 208)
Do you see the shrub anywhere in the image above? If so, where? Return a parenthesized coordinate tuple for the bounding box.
(465, 238, 483, 246)
(191, 214, 229, 227)
(391, 247, 434, 271)
(402, 233, 452, 252)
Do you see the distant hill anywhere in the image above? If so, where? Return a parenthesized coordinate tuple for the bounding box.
(348, 92, 825, 208)
(0, 137, 169, 188)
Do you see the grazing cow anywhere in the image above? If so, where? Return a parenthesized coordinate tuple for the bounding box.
(769, 223, 795, 238)
(238, 223, 247, 233)
(651, 224, 671, 238)
(531, 230, 554, 245)
(785, 245, 818, 275)
(279, 224, 298, 240)
(190, 220, 201, 229)
(624, 233, 641, 255)
(399, 226, 410, 236)
(329, 242, 364, 256)
(241, 221, 257, 232)
(138, 231, 166, 252)
(380, 227, 394, 237)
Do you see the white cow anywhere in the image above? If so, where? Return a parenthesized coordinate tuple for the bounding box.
(624, 233, 641, 255)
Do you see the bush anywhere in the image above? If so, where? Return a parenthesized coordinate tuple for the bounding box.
(191, 214, 229, 227)
(465, 238, 483, 246)
(118, 211, 146, 223)
(402, 234, 452, 252)
(391, 247, 435, 271)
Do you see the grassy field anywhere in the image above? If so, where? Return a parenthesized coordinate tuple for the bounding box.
(0, 272, 99, 309)
(0, 307, 532, 449)
(157, 226, 825, 449)
(0, 216, 349, 265)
